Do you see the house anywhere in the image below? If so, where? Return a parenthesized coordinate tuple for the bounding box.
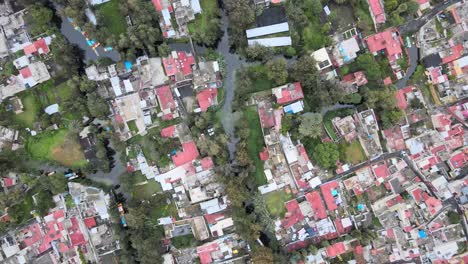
(326, 242, 348, 258)
(395, 86, 426, 110)
(426, 66, 448, 84)
(447, 147, 467, 171)
(272, 82, 304, 104)
(367, 0, 386, 27)
(320, 180, 341, 211)
(305, 191, 327, 220)
(1, 172, 18, 188)
(356, 109, 383, 159)
(17, 61, 51, 88)
(193, 61, 221, 90)
(196, 88, 218, 112)
(172, 141, 199, 167)
(23, 38, 51, 55)
(448, 55, 468, 78)
(333, 37, 361, 66)
(0, 126, 17, 151)
(312, 48, 333, 71)
(162, 51, 195, 81)
(341, 71, 368, 94)
(172, 0, 202, 37)
(365, 29, 402, 62)
(281, 200, 305, 229)
(155, 85, 178, 120)
(332, 115, 357, 142)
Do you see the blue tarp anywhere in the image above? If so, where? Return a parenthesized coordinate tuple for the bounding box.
(331, 189, 338, 196)
(418, 230, 427, 239)
(357, 204, 364, 211)
(125, 61, 133, 70)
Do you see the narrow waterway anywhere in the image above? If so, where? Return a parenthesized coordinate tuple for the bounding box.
(60, 18, 120, 62)
(216, 5, 246, 159)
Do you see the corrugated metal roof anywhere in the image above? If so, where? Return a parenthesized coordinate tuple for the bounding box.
(246, 22, 289, 38)
(248, 36, 292, 47)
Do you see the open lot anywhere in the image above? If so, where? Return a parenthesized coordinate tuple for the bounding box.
(26, 129, 87, 168)
(95, 0, 127, 37)
(14, 92, 39, 127)
(133, 180, 163, 201)
(246, 65, 275, 93)
(244, 107, 267, 186)
(188, 0, 218, 36)
(264, 190, 293, 218)
(340, 140, 366, 165)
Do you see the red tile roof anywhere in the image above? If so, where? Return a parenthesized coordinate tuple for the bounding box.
(197, 88, 218, 112)
(411, 188, 423, 202)
(449, 150, 467, 169)
(305, 191, 327, 220)
(366, 29, 402, 62)
(24, 39, 50, 55)
(416, 0, 429, 4)
(152, 0, 163, 11)
(200, 157, 214, 170)
(160, 125, 176, 138)
(383, 77, 393, 85)
(372, 163, 390, 179)
(21, 223, 43, 247)
(3, 178, 14, 187)
(320, 180, 340, 211)
(326, 242, 347, 258)
(20, 67, 32, 78)
(383, 126, 406, 151)
(155, 85, 176, 113)
(69, 217, 86, 247)
(387, 228, 395, 239)
(368, 0, 386, 24)
(442, 44, 464, 64)
(275, 82, 304, 104)
(84, 217, 97, 229)
(451, 8, 461, 24)
(258, 103, 275, 129)
(395, 86, 414, 110)
(162, 51, 195, 77)
(341, 71, 368, 86)
(259, 148, 269, 161)
(281, 200, 304, 229)
(204, 213, 225, 224)
(172, 141, 200, 167)
(197, 242, 218, 264)
(423, 192, 442, 215)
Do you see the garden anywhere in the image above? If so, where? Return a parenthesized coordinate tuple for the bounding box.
(95, 0, 127, 37)
(244, 106, 267, 186)
(26, 129, 87, 168)
(263, 190, 293, 218)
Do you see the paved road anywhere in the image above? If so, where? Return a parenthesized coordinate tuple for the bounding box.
(398, 0, 462, 34)
(395, 45, 419, 89)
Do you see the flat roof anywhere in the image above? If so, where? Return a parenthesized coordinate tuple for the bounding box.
(246, 22, 289, 38)
(248, 37, 292, 47)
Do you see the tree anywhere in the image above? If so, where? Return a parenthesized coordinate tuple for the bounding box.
(356, 53, 382, 81)
(49, 173, 68, 195)
(308, 244, 318, 255)
(27, 5, 53, 36)
(385, 0, 399, 12)
(341, 93, 362, 104)
(406, 1, 420, 16)
(251, 246, 275, 264)
(409, 98, 423, 109)
(334, 0, 348, 3)
(87, 92, 110, 119)
(225, 0, 255, 50)
(157, 43, 171, 57)
(447, 210, 461, 225)
(381, 108, 405, 129)
(312, 142, 339, 168)
(306, 0, 323, 16)
(245, 44, 273, 62)
(298, 112, 323, 138)
(266, 58, 288, 85)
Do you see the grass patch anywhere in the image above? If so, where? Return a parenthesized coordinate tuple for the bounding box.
(264, 190, 293, 218)
(133, 180, 163, 200)
(127, 120, 138, 134)
(26, 129, 87, 168)
(188, 0, 218, 35)
(95, 0, 127, 37)
(14, 92, 40, 127)
(244, 107, 267, 186)
(171, 234, 197, 249)
(339, 140, 366, 164)
(150, 201, 179, 219)
(303, 22, 331, 51)
(353, 0, 375, 37)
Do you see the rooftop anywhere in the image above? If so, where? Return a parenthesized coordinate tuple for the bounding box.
(305, 191, 327, 220)
(272, 82, 304, 104)
(320, 180, 340, 211)
(172, 141, 200, 167)
(365, 29, 402, 62)
(197, 88, 218, 112)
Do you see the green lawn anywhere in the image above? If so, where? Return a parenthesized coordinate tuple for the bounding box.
(264, 190, 293, 218)
(303, 22, 331, 51)
(244, 107, 267, 186)
(150, 201, 179, 219)
(340, 140, 366, 164)
(96, 0, 127, 37)
(127, 120, 138, 134)
(188, 0, 218, 35)
(133, 180, 163, 200)
(14, 92, 39, 127)
(26, 129, 87, 168)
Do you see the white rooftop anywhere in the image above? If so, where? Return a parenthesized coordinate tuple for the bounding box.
(248, 37, 292, 47)
(246, 22, 289, 38)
